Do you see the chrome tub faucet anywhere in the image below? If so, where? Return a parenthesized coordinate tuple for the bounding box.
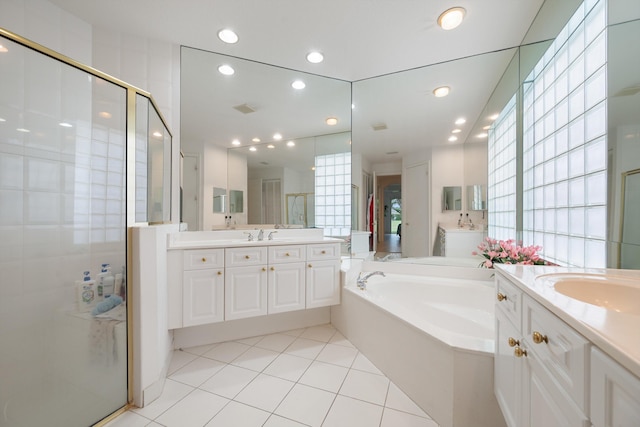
(356, 271, 385, 290)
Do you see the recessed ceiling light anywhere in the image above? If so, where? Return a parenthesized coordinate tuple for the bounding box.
(291, 80, 306, 90)
(0, 117, 6, 122)
(287, 141, 295, 147)
(477, 132, 488, 138)
(0, 44, 8, 53)
(249, 146, 257, 152)
(311, 166, 316, 171)
(217, 29, 239, 44)
(489, 113, 500, 120)
(16, 128, 30, 133)
(252, 137, 261, 143)
(326, 117, 338, 126)
(483, 125, 491, 130)
(306, 51, 324, 63)
(267, 144, 275, 149)
(59, 122, 73, 128)
(99, 111, 112, 119)
(455, 117, 466, 125)
(218, 64, 235, 75)
(438, 7, 466, 30)
(448, 136, 458, 142)
(433, 86, 450, 97)
(351, 103, 355, 109)
(231, 139, 241, 146)
(273, 133, 283, 140)
(451, 129, 461, 134)
(153, 131, 163, 138)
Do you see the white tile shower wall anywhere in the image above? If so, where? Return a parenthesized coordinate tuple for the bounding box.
(0, 0, 92, 64)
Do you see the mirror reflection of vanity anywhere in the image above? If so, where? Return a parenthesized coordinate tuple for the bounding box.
(467, 185, 486, 211)
(442, 186, 462, 211)
(180, 46, 352, 233)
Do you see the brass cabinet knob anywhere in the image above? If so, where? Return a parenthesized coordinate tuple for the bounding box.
(262, 267, 266, 272)
(308, 264, 312, 268)
(217, 271, 222, 276)
(270, 267, 275, 271)
(201, 257, 207, 262)
(532, 331, 548, 344)
(285, 252, 290, 256)
(508, 337, 520, 348)
(321, 250, 326, 254)
(514, 347, 527, 358)
(497, 293, 507, 302)
(245, 255, 250, 259)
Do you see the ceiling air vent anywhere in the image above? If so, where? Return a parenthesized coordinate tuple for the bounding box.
(372, 123, 387, 131)
(233, 103, 256, 114)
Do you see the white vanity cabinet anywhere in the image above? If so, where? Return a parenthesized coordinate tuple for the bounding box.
(167, 239, 341, 328)
(182, 249, 225, 327)
(267, 245, 306, 314)
(224, 247, 268, 320)
(591, 347, 640, 427)
(495, 271, 589, 427)
(305, 243, 341, 308)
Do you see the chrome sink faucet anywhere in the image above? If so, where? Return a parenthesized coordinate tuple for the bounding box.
(243, 231, 254, 241)
(356, 271, 385, 290)
(257, 229, 264, 241)
(268, 231, 277, 240)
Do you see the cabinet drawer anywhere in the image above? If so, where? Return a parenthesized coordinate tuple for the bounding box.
(225, 246, 267, 267)
(183, 249, 224, 270)
(268, 245, 306, 264)
(523, 295, 590, 412)
(495, 272, 522, 329)
(307, 243, 340, 260)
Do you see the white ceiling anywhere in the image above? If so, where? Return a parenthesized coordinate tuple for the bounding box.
(47, 0, 546, 82)
(48, 0, 564, 166)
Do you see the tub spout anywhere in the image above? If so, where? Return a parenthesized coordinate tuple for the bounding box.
(356, 271, 385, 290)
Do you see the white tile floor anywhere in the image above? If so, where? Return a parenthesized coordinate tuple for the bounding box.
(105, 324, 440, 427)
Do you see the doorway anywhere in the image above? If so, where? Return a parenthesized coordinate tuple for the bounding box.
(376, 175, 402, 257)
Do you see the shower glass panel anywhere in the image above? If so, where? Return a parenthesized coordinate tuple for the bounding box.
(0, 36, 128, 426)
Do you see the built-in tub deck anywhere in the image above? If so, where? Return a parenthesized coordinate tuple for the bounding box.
(332, 260, 507, 427)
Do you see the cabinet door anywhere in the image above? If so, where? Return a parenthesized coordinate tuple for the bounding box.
(495, 307, 523, 427)
(306, 259, 340, 308)
(526, 350, 590, 427)
(591, 348, 640, 427)
(225, 266, 267, 320)
(268, 262, 305, 314)
(183, 269, 224, 327)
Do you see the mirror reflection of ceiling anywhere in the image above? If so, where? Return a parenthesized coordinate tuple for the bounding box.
(180, 47, 352, 167)
(49, 0, 551, 82)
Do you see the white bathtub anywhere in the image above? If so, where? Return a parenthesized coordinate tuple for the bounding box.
(349, 273, 495, 353)
(332, 261, 506, 427)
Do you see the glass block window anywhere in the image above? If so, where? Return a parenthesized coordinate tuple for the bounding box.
(488, 94, 518, 242)
(522, 0, 607, 267)
(315, 152, 351, 237)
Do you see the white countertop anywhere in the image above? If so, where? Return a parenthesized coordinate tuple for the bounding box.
(167, 229, 343, 250)
(438, 223, 485, 232)
(496, 264, 640, 378)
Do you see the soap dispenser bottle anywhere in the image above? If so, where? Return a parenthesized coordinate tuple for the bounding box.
(76, 271, 96, 312)
(96, 264, 115, 300)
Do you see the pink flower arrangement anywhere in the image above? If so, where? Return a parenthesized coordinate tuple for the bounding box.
(472, 237, 550, 268)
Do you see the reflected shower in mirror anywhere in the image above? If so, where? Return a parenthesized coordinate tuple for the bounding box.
(180, 46, 352, 232)
(467, 185, 487, 211)
(442, 186, 462, 211)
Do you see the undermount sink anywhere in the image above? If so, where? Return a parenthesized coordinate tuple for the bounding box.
(539, 274, 640, 314)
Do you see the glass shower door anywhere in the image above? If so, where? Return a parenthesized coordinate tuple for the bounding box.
(0, 36, 128, 426)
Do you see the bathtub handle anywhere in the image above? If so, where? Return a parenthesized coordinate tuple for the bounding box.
(497, 293, 507, 302)
(508, 337, 520, 347)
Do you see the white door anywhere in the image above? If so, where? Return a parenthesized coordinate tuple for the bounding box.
(182, 154, 199, 230)
(268, 262, 306, 314)
(403, 162, 430, 257)
(183, 269, 224, 326)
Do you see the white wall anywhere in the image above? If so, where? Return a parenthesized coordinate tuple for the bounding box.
(464, 142, 489, 228)
(202, 144, 230, 230)
(430, 145, 465, 245)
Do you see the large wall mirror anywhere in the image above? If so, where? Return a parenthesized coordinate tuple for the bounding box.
(180, 47, 352, 234)
(350, 0, 640, 269)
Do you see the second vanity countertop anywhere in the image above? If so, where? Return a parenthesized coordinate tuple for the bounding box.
(496, 264, 640, 379)
(167, 229, 343, 250)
